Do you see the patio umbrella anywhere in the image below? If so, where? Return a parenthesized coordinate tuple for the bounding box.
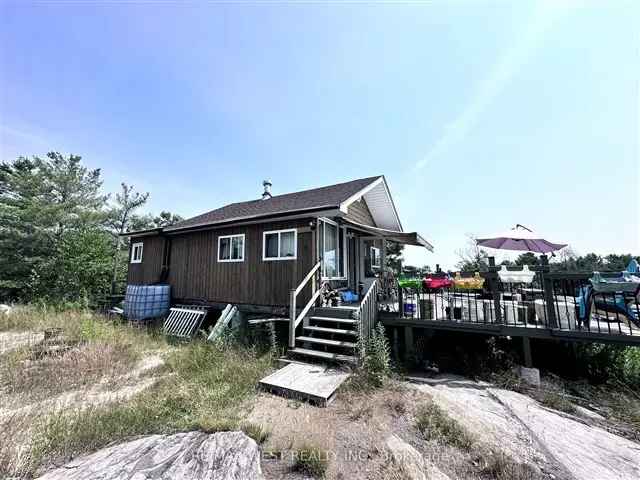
(476, 224, 567, 254)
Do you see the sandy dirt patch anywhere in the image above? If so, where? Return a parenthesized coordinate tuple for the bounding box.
(248, 380, 504, 480)
(249, 385, 425, 480)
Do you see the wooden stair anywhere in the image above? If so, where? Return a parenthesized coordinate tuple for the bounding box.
(303, 326, 357, 336)
(287, 347, 356, 363)
(295, 336, 357, 348)
(309, 316, 358, 325)
(289, 305, 360, 364)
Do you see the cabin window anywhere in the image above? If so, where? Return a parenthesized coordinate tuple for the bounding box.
(218, 234, 245, 262)
(364, 239, 382, 277)
(370, 246, 381, 268)
(130, 242, 143, 263)
(263, 229, 297, 260)
(318, 218, 347, 279)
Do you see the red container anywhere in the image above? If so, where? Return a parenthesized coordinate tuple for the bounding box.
(423, 276, 452, 290)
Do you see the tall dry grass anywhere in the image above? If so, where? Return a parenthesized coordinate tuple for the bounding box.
(0, 306, 274, 478)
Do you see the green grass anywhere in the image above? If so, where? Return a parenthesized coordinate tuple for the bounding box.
(539, 391, 577, 415)
(0, 305, 168, 352)
(414, 401, 475, 451)
(477, 451, 543, 480)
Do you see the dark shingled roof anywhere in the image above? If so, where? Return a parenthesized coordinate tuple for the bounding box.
(165, 176, 382, 231)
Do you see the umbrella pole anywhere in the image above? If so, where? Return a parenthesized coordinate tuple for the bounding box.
(488, 257, 503, 324)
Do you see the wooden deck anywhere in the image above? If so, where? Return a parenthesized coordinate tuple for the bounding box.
(379, 311, 640, 346)
(258, 362, 350, 407)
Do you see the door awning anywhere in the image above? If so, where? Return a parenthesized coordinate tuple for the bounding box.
(341, 218, 434, 251)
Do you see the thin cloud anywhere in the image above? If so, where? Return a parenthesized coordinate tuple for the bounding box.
(416, 0, 579, 169)
(0, 124, 49, 146)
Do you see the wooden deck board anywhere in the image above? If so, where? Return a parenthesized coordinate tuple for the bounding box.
(258, 362, 350, 406)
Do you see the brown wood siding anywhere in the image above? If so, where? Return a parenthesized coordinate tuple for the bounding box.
(127, 236, 165, 285)
(164, 219, 313, 307)
(345, 198, 376, 227)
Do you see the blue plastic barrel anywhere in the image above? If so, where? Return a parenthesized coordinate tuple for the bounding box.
(124, 285, 171, 320)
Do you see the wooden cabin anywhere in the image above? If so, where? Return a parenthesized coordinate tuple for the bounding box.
(125, 176, 432, 362)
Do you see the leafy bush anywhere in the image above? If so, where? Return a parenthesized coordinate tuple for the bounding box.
(574, 344, 640, 387)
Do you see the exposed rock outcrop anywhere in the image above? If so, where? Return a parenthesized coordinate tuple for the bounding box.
(410, 375, 640, 480)
(37, 431, 264, 480)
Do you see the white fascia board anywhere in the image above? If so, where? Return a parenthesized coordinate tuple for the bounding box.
(379, 176, 403, 232)
(339, 176, 403, 232)
(339, 176, 384, 210)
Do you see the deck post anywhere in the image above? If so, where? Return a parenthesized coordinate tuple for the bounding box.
(540, 255, 558, 329)
(404, 326, 414, 362)
(488, 257, 503, 324)
(289, 289, 297, 348)
(393, 327, 399, 360)
(522, 336, 533, 367)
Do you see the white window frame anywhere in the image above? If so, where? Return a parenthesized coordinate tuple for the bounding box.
(370, 246, 381, 269)
(319, 218, 348, 280)
(217, 234, 245, 263)
(341, 227, 348, 280)
(131, 242, 143, 264)
(263, 228, 297, 261)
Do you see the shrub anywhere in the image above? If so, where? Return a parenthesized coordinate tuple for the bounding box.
(291, 444, 329, 478)
(561, 343, 640, 387)
(240, 423, 270, 445)
(360, 322, 392, 388)
(414, 401, 475, 451)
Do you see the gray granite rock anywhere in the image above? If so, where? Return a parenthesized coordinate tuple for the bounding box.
(37, 431, 263, 480)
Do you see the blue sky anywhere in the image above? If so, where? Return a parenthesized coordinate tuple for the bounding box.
(1, 0, 638, 269)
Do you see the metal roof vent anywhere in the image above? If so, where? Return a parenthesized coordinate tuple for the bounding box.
(261, 179, 272, 200)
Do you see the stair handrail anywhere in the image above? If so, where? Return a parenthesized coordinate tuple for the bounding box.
(357, 279, 379, 345)
(289, 261, 322, 348)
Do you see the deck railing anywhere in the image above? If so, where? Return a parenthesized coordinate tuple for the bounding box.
(289, 261, 322, 348)
(379, 259, 640, 344)
(357, 279, 380, 345)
